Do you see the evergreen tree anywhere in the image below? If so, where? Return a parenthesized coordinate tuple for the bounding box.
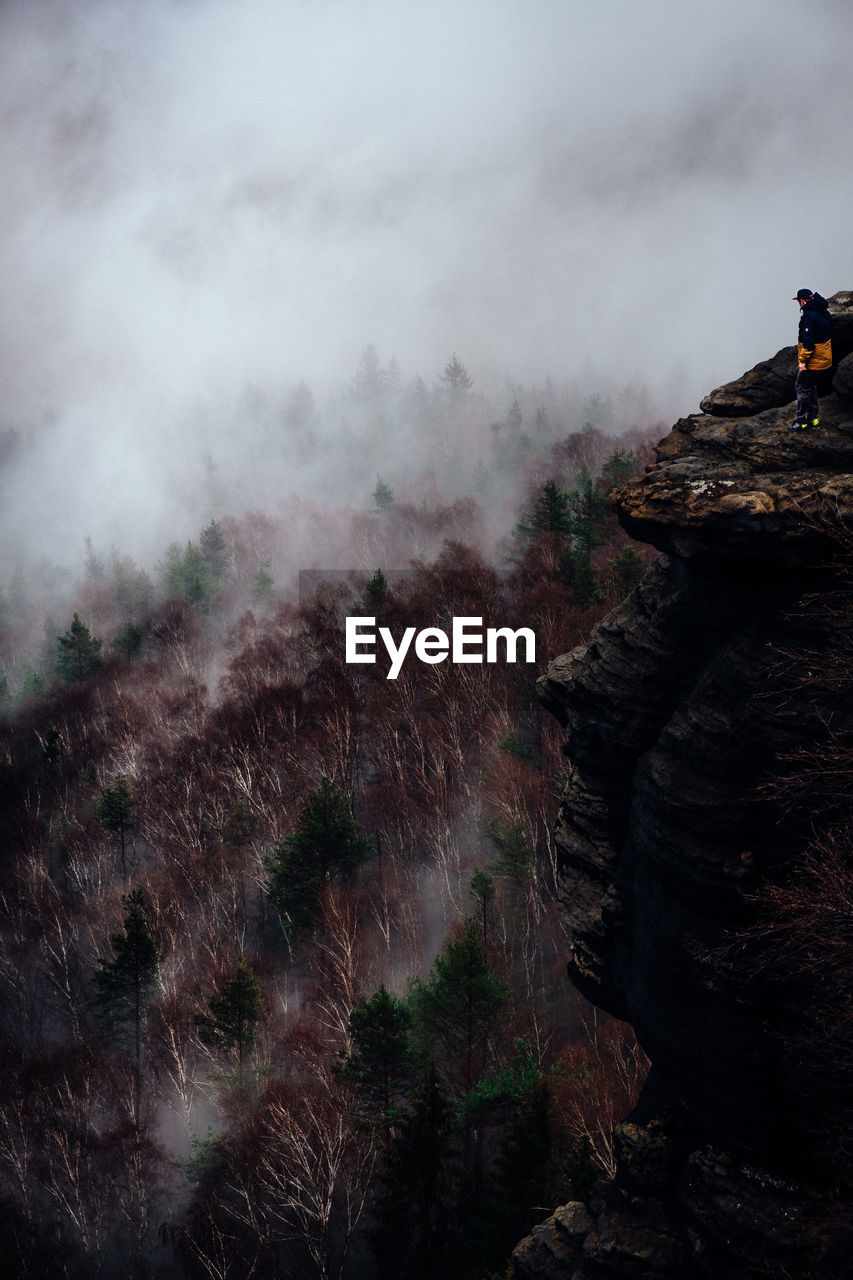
(17, 669, 47, 704)
(469, 869, 496, 945)
(493, 1077, 555, 1252)
(435, 353, 473, 410)
(601, 447, 636, 486)
(454, 1043, 547, 1273)
(161, 541, 217, 611)
(362, 567, 389, 609)
(568, 466, 609, 560)
(182, 543, 216, 611)
(351, 344, 387, 406)
(607, 544, 645, 597)
(497, 727, 536, 765)
(199, 519, 229, 582)
(83, 535, 105, 582)
(567, 552, 602, 608)
(580, 392, 613, 429)
(284, 378, 316, 432)
(266, 778, 373, 940)
(195, 955, 262, 1080)
(533, 405, 550, 437)
(109, 554, 153, 618)
(113, 619, 143, 662)
(96, 773, 135, 875)
(486, 817, 535, 890)
(372, 476, 394, 512)
(251, 559, 274, 603)
(372, 1059, 456, 1280)
(402, 374, 433, 430)
(94, 889, 159, 1108)
(56, 613, 104, 682)
(338, 985, 413, 1124)
(513, 480, 572, 550)
(409, 918, 510, 1095)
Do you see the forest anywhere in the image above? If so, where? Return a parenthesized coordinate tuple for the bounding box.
(0, 355, 663, 1279)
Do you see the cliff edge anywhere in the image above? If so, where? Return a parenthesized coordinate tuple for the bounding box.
(520, 292, 853, 1278)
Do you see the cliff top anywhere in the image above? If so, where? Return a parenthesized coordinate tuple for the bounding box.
(614, 290, 853, 559)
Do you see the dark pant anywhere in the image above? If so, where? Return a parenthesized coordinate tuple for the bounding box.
(795, 368, 831, 424)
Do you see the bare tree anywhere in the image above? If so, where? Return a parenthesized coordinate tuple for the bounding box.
(554, 1009, 649, 1181)
(253, 1081, 377, 1280)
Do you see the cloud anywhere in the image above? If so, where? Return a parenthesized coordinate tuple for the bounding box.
(1, 0, 852, 566)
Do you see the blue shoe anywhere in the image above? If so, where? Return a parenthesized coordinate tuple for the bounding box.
(788, 421, 807, 430)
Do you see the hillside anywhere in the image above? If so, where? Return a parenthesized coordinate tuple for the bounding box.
(0, 395, 659, 1280)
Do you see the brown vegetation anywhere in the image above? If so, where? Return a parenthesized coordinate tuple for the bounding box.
(0, 427, 656, 1278)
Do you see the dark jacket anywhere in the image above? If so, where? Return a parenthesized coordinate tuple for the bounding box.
(798, 293, 833, 370)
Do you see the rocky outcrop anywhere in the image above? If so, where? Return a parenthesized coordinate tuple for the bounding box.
(522, 292, 853, 1278)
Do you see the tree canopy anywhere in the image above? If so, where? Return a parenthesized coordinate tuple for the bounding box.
(338, 984, 413, 1123)
(266, 777, 374, 939)
(195, 956, 262, 1078)
(56, 613, 104, 682)
(93, 889, 160, 1082)
(409, 918, 510, 1095)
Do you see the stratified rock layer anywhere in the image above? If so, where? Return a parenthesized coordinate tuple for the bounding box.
(521, 292, 853, 1278)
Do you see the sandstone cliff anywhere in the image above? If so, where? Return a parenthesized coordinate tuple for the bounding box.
(518, 292, 853, 1278)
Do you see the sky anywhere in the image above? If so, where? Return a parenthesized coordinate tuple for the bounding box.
(1, 0, 852, 569)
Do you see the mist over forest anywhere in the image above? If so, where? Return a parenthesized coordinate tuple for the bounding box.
(2, 2, 853, 1277)
(2, 0, 852, 579)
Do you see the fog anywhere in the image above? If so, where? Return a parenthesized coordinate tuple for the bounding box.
(2, 0, 852, 572)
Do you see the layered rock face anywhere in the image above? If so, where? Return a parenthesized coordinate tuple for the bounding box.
(519, 293, 853, 1278)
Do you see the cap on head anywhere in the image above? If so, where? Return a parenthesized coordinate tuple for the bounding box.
(793, 288, 813, 301)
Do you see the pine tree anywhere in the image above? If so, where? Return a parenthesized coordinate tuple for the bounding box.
(17, 669, 46, 703)
(113, 619, 143, 662)
(338, 985, 413, 1124)
(409, 918, 510, 1095)
(435, 353, 473, 410)
(601, 447, 636, 486)
(199, 519, 229, 582)
(161, 541, 217, 611)
(486, 817, 535, 890)
(56, 613, 104, 682)
(568, 552, 602, 608)
(512, 480, 573, 550)
(469, 869, 496, 945)
(351, 344, 387, 406)
(493, 1076, 555, 1250)
(372, 1059, 456, 1280)
(580, 392, 612, 429)
(94, 889, 159, 1109)
(195, 956, 262, 1080)
(109, 554, 153, 618)
(83, 535, 105, 582)
(266, 778, 373, 940)
(372, 476, 394, 512)
(568, 466, 609, 560)
(182, 543, 216, 611)
(362, 568, 389, 609)
(96, 773, 135, 876)
(607, 544, 645, 597)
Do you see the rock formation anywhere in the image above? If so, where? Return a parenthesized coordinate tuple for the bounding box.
(518, 293, 853, 1278)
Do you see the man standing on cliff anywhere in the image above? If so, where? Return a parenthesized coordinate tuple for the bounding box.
(790, 288, 833, 430)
